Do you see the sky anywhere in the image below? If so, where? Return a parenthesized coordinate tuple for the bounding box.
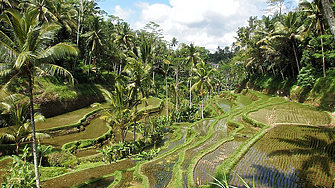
(96, 0, 301, 52)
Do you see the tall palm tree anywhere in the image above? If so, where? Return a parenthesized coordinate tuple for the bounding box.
(171, 37, 178, 50)
(124, 43, 152, 151)
(82, 16, 104, 77)
(191, 61, 215, 119)
(270, 11, 307, 73)
(20, 0, 54, 24)
(302, 0, 329, 77)
(163, 60, 170, 118)
(0, 9, 78, 188)
(114, 22, 134, 51)
(184, 43, 201, 107)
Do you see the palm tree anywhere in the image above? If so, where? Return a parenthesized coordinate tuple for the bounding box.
(0, 9, 78, 188)
(184, 43, 201, 107)
(301, 0, 328, 77)
(82, 16, 104, 77)
(171, 37, 178, 50)
(20, 0, 54, 24)
(100, 82, 136, 143)
(49, 0, 77, 35)
(114, 22, 135, 51)
(191, 61, 215, 119)
(270, 11, 307, 73)
(0, 99, 48, 155)
(163, 60, 170, 118)
(124, 43, 152, 151)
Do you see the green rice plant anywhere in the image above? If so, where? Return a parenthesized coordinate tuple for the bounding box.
(229, 124, 335, 187)
(208, 172, 255, 188)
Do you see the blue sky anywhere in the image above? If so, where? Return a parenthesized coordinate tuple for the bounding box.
(97, 0, 300, 52)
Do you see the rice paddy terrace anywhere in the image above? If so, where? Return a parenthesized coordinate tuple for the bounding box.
(1, 92, 334, 187)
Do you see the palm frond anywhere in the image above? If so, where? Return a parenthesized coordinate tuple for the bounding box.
(37, 63, 74, 85)
(14, 52, 29, 69)
(38, 23, 62, 41)
(38, 42, 78, 61)
(0, 133, 16, 142)
(0, 32, 18, 63)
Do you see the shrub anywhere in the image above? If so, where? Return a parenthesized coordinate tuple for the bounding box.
(170, 103, 199, 123)
(47, 151, 78, 168)
(297, 66, 316, 88)
(1, 146, 36, 188)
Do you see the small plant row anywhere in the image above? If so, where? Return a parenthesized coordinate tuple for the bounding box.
(207, 92, 285, 187)
(164, 91, 269, 187)
(229, 124, 335, 187)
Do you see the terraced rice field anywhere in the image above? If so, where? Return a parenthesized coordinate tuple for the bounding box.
(41, 118, 109, 148)
(4, 91, 333, 188)
(41, 159, 136, 187)
(181, 118, 228, 187)
(248, 102, 331, 126)
(35, 105, 103, 130)
(230, 124, 335, 187)
(141, 119, 214, 187)
(194, 140, 242, 185)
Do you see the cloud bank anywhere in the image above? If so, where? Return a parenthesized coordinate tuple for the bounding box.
(112, 0, 271, 52)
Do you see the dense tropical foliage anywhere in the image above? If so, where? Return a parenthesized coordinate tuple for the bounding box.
(0, 0, 334, 187)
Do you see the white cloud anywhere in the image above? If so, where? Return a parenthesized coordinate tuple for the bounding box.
(111, 0, 271, 52)
(113, 5, 135, 20)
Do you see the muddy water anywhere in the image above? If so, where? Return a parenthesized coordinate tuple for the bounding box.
(41, 118, 109, 148)
(216, 98, 234, 112)
(35, 105, 104, 131)
(194, 140, 242, 185)
(182, 118, 228, 187)
(140, 126, 189, 187)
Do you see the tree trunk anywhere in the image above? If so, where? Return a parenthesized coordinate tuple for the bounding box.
(292, 40, 300, 73)
(175, 68, 179, 111)
(28, 74, 40, 188)
(165, 74, 168, 118)
(321, 0, 335, 40)
(73, 0, 83, 76)
(201, 93, 204, 119)
(321, 37, 326, 77)
(88, 53, 92, 76)
(189, 72, 192, 107)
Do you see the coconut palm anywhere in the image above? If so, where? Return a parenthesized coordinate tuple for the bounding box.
(163, 60, 170, 118)
(19, 0, 54, 24)
(270, 11, 307, 73)
(124, 42, 152, 151)
(82, 16, 104, 77)
(100, 82, 137, 143)
(301, 0, 327, 77)
(184, 43, 201, 107)
(49, 0, 77, 34)
(0, 99, 48, 155)
(0, 9, 78, 188)
(114, 22, 135, 51)
(171, 37, 178, 50)
(191, 61, 215, 119)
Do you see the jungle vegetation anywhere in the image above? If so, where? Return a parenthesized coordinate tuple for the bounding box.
(0, 0, 334, 187)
